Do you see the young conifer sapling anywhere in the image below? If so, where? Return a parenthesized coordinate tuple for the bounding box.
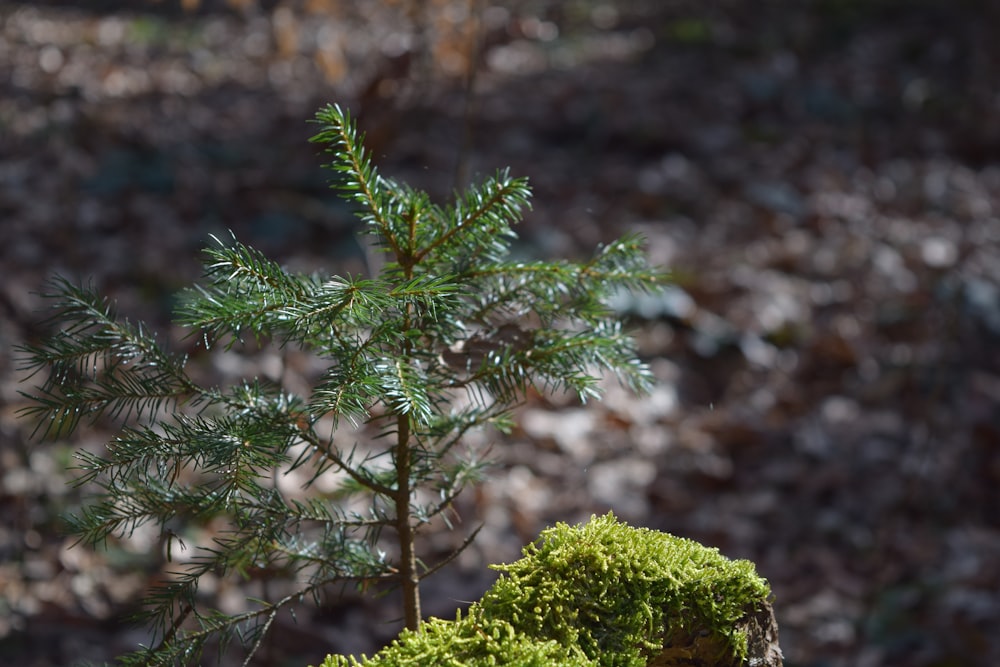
(18, 104, 667, 666)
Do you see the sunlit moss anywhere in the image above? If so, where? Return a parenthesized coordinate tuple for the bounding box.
(313, 513, 772, 667)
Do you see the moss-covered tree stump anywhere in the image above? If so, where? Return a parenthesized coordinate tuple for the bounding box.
(316, 513, 781, 667)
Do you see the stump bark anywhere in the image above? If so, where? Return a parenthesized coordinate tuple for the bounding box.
(650, 598, 782, 667)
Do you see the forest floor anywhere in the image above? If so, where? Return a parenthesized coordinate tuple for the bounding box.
(2, 1, 1000, 666)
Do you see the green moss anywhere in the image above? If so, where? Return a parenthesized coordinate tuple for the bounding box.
(317, 612, 593, 667)
(312, 513, 773, 667)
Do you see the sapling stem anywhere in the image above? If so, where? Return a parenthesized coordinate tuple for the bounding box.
(395, 411, 421, 630)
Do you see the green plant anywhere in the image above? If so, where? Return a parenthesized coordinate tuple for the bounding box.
(316, 513, 777, 667)
(18, 104, 666, 666)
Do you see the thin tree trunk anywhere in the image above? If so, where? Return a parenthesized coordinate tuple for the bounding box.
(395, 412, 421, 631)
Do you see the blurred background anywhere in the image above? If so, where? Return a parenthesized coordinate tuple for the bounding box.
(2, 1, 1000, 665)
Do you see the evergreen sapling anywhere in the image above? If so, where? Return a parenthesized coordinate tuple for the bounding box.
(18, 103, 667, 666)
